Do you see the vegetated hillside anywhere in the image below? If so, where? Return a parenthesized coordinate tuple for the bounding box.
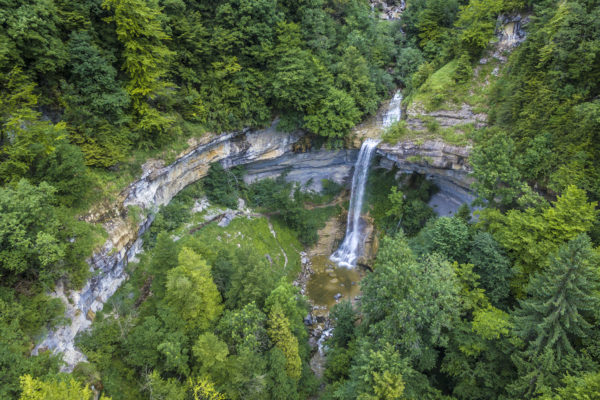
(322, 0, 600, 399)
(0, 1, 402, 397)
(1, 0, 600, 398)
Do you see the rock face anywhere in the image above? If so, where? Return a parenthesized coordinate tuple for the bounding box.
(370, 0, 404, 20)
(406, 103, 487, 131)
(377, 140, 472, 189)
(496, 13, 529, 51)
(376, 139, 475, 217)
(124, 124, 302, 211)
(34, 112, 473, 372)
(33, 122, 302, 370)
(244, 149, 358, 192)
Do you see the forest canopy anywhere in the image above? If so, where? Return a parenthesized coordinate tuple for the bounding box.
(1, 0, 600, 399)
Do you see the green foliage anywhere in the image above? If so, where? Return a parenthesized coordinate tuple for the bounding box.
(416, 0, 460, 56)
(411, 216, 470, 263)
(247, 175, 338, 246)
(395, 46, 426, 87)
(103, 0, 176, 145)
(470, 129, 523, 207)
(18, 374, 111, 400)
(0, 181, 62, 279)
(478, 185, 597, 291)
(203, 163, 245, 209)
(454, 0, 508, 56)
(362, 234, 460, 371)
(0, 0, 67, 76)
(0, 180, 96, 285)
(267, 303, 302, 380)
(539, 371, 600, 400)
(5, 0, 600, 399)
(468, 232, 513, 307)
(489, 0, 600, 200)
(304, 87, 362, 138)
(0, 69, 67, 184)
(509, 235, 600, 398)
(165, 247, 223, 333)
(189, 377, 226, 400)
(63, 31, 130, 167)
(454, 53, 473, 83)
(217, 302, 269, 355)
(349, 343, 407, 400)
(0, 287, 63, 399)
(368, 170, 438, 236)
(31, 143, 91, 207)
(224, 248, 279, 310)
(330, 301, 357, 349)
(382, 120, 410, 144)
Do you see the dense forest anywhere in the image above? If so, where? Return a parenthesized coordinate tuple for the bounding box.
(1, 0, 600, 398)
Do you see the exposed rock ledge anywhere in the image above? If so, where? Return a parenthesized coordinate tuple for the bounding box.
(33, 122, 302, 369)
(33, 121, 471, 371)
(377, 139, 472, 190)
(406, 103, 487, 131)
(376, 140, 475, 214)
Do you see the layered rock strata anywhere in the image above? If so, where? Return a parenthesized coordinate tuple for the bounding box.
(34, 123, 473, 371)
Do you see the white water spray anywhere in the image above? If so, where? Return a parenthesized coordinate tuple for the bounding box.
(330, 139, 380, 268)
(382, 91, 403, 128)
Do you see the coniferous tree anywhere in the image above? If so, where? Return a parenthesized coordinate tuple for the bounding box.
(63, 31, 130, 167)
(267, 303, 302, 380)
(165, 247, 223, 334)
(102, 0, 176, 145)
(509, 235, 600, 398)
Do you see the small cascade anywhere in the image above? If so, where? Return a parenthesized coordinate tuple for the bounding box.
(330, 139, 380, 268)
(317, 327, 334, 355)
(382, 91, 403, 128)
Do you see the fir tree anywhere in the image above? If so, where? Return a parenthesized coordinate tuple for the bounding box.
(509, 235, 600, 398)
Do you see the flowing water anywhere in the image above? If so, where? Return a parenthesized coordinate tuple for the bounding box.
(382, 91, 403, 128)
(330, 139, 381, 268)
(307, 93, 401, 375)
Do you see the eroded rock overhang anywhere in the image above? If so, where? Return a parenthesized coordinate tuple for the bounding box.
(34, 121, 473, 370)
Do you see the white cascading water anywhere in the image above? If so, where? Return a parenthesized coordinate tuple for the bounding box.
(330, 138, 381, 268)
(382, 91, 403, 128)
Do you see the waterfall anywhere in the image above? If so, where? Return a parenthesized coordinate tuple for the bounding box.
(330, 139, 380, 268)
(382, 91, 403, 128)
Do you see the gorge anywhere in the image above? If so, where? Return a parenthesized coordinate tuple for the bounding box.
(33, 92, 475, 371)
(330, 138, 381, 268)
(4, 0, 599, 397)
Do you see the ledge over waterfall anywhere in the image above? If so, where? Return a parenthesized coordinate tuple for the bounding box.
(34, 114, 473, 371)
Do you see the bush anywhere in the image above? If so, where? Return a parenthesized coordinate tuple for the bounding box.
(382, 120, 410, 144)
(203, 163, 245, 208)
(454, 53, 473, 84)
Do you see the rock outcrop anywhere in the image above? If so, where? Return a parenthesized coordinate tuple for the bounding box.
(370, 0, 404, 20)
(406, 103, 487, 131)
(496, 13, 529, 52)
(33, 122, 302, 369)
(34, 106, 473, 372)
(244, 149, 358, 192)
(378, 140, 471, 186)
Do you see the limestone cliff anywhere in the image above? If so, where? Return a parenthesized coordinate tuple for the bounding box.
(34, 111, 473, 372)
(33, 123, 302, 369)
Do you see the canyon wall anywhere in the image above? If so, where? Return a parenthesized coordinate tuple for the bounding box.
(34, 120, 473, 371)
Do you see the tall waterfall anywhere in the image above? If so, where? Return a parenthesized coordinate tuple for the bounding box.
(382, 91, 403, 128)
(330, 139, 381, 268)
